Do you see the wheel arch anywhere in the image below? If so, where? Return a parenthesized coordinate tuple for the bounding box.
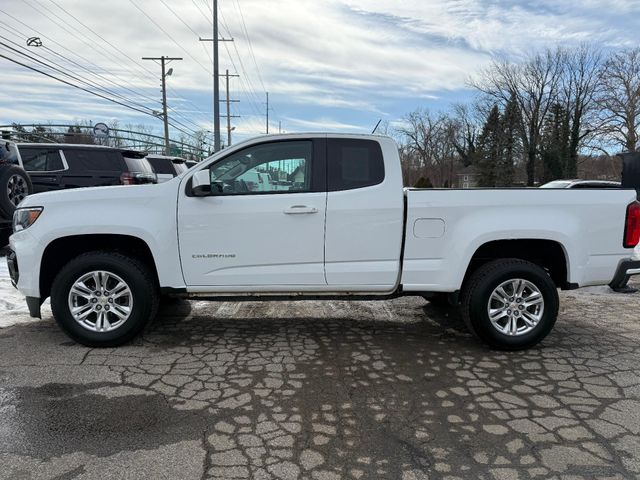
(461, 239, 570, 290)
(40, 234, 159, 300)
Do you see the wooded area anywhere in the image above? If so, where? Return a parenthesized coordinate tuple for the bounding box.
(397, 46, 640, 187)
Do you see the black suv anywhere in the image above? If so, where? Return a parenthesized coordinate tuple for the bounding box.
(0, 142, 31, 244)
(14, 143, 157, 193)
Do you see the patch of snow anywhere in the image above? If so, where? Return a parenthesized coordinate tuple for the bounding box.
(0, 256, 47, 328)
(571, 285, 616, 296)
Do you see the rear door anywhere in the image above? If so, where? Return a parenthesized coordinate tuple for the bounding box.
(324, 138, 404, 289)
(17, 146, 67, 193)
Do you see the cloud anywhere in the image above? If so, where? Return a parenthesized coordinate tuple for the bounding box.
(282, 116, 369, 132)
(0, 0, 639, 141)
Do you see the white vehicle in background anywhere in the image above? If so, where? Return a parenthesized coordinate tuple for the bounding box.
(145, 155, 189, 183)
(7, 134, 640, 350)
(540, 179, 621, 189)
(237, 170, 273, 192)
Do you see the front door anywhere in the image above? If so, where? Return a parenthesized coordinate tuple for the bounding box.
(178, 139, 327, 288)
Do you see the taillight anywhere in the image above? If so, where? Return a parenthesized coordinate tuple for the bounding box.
(624, 201, 640, 248)
(120, 172, 134, 185)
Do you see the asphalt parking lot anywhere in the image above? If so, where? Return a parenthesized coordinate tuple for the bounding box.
(1, 283, 640, 480)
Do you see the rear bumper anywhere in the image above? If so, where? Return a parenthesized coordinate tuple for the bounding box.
(609, 259, 640, 289)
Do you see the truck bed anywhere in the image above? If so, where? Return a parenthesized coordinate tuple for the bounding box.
(401, 188, 638, 292)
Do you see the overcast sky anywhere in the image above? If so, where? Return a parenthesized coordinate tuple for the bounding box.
(1, 0, 639, 145)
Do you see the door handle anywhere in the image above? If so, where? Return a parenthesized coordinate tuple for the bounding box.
(283, 205, 318, 214)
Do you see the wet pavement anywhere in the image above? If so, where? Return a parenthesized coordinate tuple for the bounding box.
(1, 284, 639, 480)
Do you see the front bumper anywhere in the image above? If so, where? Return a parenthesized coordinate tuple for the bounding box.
(7, 249, 18, 287)
(7, 248, 42, 318)
(9, 229, 45, 318)
(609, 259, 640, 289)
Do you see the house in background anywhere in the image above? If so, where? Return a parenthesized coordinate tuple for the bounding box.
(456, 166, 478, 188)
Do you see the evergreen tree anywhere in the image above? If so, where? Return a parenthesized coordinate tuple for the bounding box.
(476, 105, 502, 187)
(496, 95, 519, 186)
(540, 103, 570, 182)
(414, 177, 434, 188)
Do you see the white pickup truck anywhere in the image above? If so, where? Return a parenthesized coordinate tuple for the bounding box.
(7, 134, 640, 349)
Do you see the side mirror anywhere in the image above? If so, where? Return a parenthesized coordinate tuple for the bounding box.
(192, 169, 212, 197)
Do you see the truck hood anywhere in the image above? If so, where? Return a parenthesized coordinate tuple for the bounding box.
(19, 180, 178, 209)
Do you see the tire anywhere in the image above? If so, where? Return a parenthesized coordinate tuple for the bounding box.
(0, 165, 32, 219)
(50, 251, 159, 347)
(460, 258, 559, 350)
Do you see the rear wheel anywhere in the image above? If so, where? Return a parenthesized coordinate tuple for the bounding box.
(0, 165, 32, 219)
(50, 251, 158, 347)
(461, 259, 559, 350)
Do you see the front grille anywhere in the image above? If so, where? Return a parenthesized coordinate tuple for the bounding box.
(7, 250, 18, 287)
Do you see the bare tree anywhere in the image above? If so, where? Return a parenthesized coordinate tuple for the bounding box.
(451, 103, 481, 167)
(595, 48, 640, 152)
(560, 45, 604, 176)
(472, 49, 563, 185)
(396, 109, 463, 187)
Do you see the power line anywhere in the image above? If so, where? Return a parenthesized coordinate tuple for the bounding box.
(234, 0, 266, 92)
(0, 51, 156, 117)
(0, 37, 159, 115)
(3, 3, 214, 140)
(128, 0, 212, 77)
(46, 0, 212, 132)
(0, 47, 211, 143)
(49, 0, 214, 127)
(189, 0, 264, 121)
(0, 24, 208, 137)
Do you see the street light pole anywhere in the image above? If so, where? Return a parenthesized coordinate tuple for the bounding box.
(142, 55, 182, 155)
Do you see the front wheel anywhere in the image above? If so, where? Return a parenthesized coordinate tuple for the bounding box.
(461, 259, 559, 350)
(50, 251, 158, 347)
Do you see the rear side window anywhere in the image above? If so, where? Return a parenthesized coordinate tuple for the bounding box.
(63, 149, 124, 172)
(327, 139, 384, 191)
(147, 157, 175, 175)
(0, 142, 19, 165)
(173, 162, 188, 174)
(124, 157, 154, 174)
(19, 147, 64, 171)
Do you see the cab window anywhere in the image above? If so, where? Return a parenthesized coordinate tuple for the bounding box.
(327, 139, 384, 191)
(209, 141, 313, 194)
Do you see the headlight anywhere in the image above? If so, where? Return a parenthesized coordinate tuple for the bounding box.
(13, 207, 43, 232)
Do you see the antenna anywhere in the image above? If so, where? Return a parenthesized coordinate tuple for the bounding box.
(371, 119, 382, 134)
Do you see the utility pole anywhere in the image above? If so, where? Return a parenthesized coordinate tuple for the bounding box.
(278, 121, 282, 134)
(220, 69, 240, 147)
(142, 56, 182, 155)
(199, 0, 233, 152)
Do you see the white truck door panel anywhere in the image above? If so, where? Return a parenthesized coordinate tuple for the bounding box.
(324, 138, 404, 288)
(178, 139, 327, 287)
